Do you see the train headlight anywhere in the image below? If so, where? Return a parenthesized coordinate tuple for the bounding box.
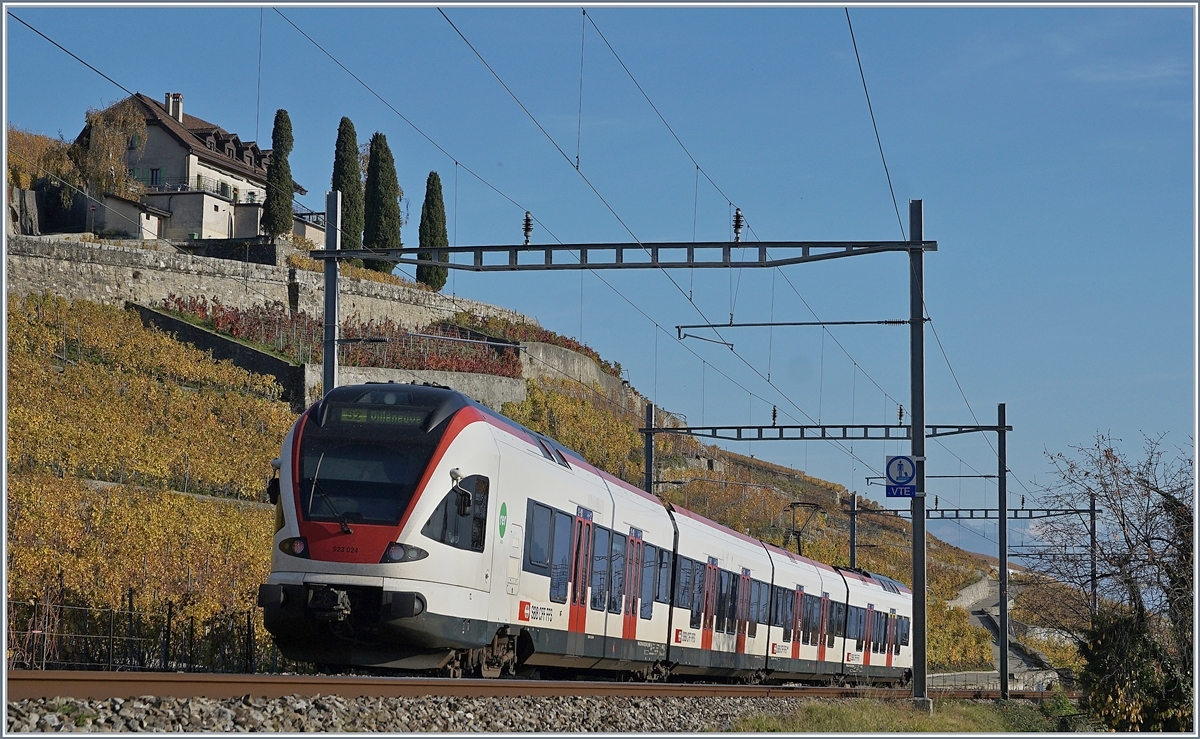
(381, 542, 429, 563)
(279, 537, 309, 558)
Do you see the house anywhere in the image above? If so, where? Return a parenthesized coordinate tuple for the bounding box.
(78, 92, 324, 242)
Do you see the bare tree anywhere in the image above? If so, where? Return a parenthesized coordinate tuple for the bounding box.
(1022, 433, 1192, 730)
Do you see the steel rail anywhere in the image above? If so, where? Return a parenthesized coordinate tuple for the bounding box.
(7, 671, 1076, 702)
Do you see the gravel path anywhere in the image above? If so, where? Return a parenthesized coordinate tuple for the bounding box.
(7, 694, 803, 732)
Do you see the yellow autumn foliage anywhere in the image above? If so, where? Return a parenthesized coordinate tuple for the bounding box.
(7, 294, 295, 499)
(7, 474, 272, 623)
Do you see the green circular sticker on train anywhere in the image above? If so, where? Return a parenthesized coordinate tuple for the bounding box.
(499, 502, 508, 538)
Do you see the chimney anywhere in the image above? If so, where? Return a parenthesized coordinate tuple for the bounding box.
(164, 93, 184, 123)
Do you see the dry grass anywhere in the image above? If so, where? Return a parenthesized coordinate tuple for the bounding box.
(732, 698, 1069, 733)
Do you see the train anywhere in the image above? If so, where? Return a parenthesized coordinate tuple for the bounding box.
(258, 382, 913, 684)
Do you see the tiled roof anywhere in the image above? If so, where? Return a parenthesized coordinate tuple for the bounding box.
(127, 93, 305, 195)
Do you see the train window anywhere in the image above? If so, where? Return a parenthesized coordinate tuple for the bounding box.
(299, 406, 443, 526)
(855, 607, 866, 652)
(900, 616, 910, 647)
(689, 563, 705, 630)
(771, 585, 783, 628)
(609, 533, 627, 615)
(549, 511, 572, 604)
(802, 594, 818, 645)
(640, 544, 656, 619)
(873, 611, 886, 653)
(419, 475, 489, 553)
(590, 527, 610, 611)
(675, 557, 693, 611)
(826, 602, 837, 648)
(781, 590, 794, 642)
(526, 503, 552, 570)
(831, 601, 846, 639)
(729, 574, 741, 634)
(749, 581, 761, 626)
(655, 549, 672, 604)
(715, 570, 730, 633)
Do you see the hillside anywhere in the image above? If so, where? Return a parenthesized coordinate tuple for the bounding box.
(6, 293, 998, 671)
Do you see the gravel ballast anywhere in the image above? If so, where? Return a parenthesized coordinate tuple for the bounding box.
(7, 694, 803, 732)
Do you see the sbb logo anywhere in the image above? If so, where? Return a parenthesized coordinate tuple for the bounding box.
(518, 601, 553, 622)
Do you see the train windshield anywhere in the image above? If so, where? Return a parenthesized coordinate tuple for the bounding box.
(298, 395, 448, 527)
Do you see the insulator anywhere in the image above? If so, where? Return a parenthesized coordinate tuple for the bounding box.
(523, 211, 533, 246)
(772, 405, 778, 427)
(732, 207, 744, 243)
(897, 404, 905, 424)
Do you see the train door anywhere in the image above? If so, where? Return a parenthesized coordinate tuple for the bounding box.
(863, 604, 874, 666)
(735, 570, 750, 654)
(568, 509, 594, 633)
(817, 593, 829, 662)
(700, 558, 718, 650)
(790, 586, 803, 660)
(622, 531, 643, 640)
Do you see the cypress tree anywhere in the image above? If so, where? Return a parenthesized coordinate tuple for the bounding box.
(262, 109, 295, 238)
(330, 117, 364, 250)
(362, 131, 401, 273)
(417, 171, 449, 291)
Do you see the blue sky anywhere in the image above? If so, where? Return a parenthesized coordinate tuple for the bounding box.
(5, 4, 1194, 557)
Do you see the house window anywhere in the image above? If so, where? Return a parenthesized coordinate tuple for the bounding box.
(247, 191, 257, 203)
(149, 169, 160, 186)
(128, 134, 138, 150)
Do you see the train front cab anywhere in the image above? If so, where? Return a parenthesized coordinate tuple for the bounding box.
(261, 385, 512, 670)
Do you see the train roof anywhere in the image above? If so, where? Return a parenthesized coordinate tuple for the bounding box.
(670, 503, 767, 550)
(837, 566, 912, 595)
(761, 541, 837, 573)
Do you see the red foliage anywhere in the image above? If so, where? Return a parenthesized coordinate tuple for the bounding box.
(160, 295, 522, 378)
(445, 312, 622, 379)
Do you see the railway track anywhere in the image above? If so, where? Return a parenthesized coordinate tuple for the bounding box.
(7, 670, 1074, 702)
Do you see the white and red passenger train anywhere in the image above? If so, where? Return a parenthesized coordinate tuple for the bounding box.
(258, 383, 912, 684)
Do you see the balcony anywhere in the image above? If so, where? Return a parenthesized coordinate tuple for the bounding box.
(137, 176, 257, 203)
(292, 203, 325, 228)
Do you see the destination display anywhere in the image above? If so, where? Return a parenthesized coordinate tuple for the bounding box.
(336, 406, 427, 426)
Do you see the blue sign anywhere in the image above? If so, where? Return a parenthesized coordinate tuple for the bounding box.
(886, 456, 916, 486)
(886, 485, 916, 498)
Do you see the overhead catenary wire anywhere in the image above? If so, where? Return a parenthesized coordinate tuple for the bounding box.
(272, 9, 842, 454)
(840, 9, 1039, 506)
(439, 9, 886, 477)
(8, 12, 710, 448)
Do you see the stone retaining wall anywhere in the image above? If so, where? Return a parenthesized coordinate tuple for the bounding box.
(6, 235, 530, 329)
(303, 365, 527, 412)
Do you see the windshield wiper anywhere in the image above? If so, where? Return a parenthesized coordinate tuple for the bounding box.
(308, 453, 353, 534)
